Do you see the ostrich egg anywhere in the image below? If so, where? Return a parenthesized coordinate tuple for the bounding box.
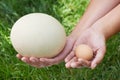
(10, 13, 66, 58)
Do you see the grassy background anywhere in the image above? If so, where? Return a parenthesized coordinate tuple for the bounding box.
(0, 0, 120, 80)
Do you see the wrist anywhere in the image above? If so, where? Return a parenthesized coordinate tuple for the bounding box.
(70, 18, 94, 36)
(91, 22, 109, 40)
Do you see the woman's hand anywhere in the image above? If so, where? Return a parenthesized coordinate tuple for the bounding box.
(16, 36, 76, 68)
(65, 27, 106, 69)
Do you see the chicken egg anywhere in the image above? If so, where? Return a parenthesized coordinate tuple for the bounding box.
(75, 44, 93, 60)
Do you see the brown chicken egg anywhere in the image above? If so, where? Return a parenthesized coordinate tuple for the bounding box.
(75, 44, 93, 60)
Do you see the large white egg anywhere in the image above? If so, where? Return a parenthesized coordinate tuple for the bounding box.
(10, 13, 66, 58)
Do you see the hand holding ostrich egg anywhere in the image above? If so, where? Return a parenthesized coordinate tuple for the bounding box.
(10, 13, 93, 63)
(10, 13, 66, 58)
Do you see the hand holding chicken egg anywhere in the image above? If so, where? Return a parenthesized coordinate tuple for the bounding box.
(65, 28, 106, 69)
(65, 44, 94, 68)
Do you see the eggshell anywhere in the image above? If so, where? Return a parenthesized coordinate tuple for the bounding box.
(10, 13, 66, 58)
(75, 44, 93, 60)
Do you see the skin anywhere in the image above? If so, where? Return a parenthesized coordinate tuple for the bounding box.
(16, 0, 120, 68)
(65, 4, 120, 69)
(71, 0, 120, 37)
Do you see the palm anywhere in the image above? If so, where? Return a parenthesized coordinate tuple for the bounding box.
(76, 28, 105, 52)
(65, 28, 106, 69)
(16, 37, 76, 68)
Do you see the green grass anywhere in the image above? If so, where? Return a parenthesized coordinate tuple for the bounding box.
(0, 0, 120, 80)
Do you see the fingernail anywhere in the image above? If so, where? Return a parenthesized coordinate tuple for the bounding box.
(71, 63, 76, 68)
(91, 64, 97, 69)
(16, 54, 19, 57)
(65, 63, 70, 68)
(40, 58, 45, 62)
(65, 59, 68, 63)
(65, 64, 68, 68)
(21, 58, 27, 63)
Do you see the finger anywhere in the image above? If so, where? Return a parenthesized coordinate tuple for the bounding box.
(21, 56, 45, 68)
(70, 59, 91, 68)
(91, 48, 106, 69)
(40, 58, 55, 65)
(78, 58, 91, 67)
(65, 57, 78, 68)
(30, 64, 45, 68)
(72, 37, 85, 51)
(65, 39, 84, 63)
(65, 51, 75, 63)
(21, 57, 30, 63)
(30, 57, 51, 67)
(21, 57, 37, 66)
(39, 38, 75, 65)
(29, 57, 45, 68)
(29, 57, 39, 63)
(70, 62, 82, 68)
(16, 54, 23, 59)
(57, 38, 74, 60)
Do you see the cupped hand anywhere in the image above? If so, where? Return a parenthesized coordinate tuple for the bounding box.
(65, 27, 106, 69)
(16, 36, 76, 68)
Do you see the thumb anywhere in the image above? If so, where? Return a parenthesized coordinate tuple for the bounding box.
(40, 38, 74, 64)
(91, 47, 106, 69)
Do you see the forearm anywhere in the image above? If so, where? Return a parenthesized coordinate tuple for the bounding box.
(72, 0, 120, 35)
(92, 4, 120, 40)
